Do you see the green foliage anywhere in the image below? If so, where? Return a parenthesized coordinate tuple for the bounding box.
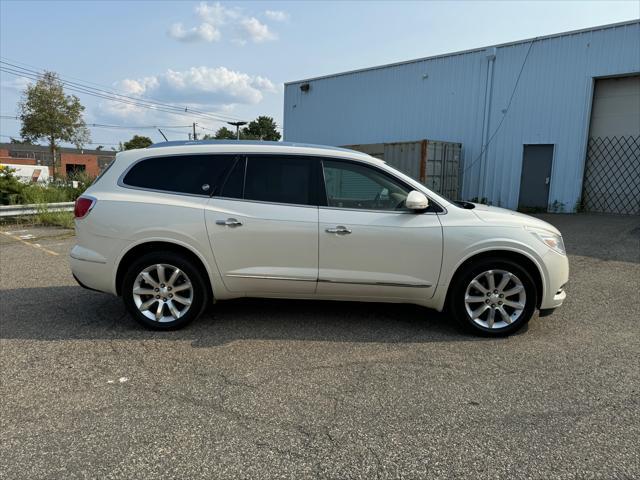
(549, 200, 565, 213)
(18, 71, 91, 155)
(33, 210, 75, 229)
(0, 166, 24, 194)
(201, 117, 281, 142)
(0, 166, 24, 205)
(20, 183, 69, 204)
(241, 116, 281, 141)
(209, 127, 237, 140)
(0, 165, 94, 206)
(9, 137, 34, 145)
(123, 135, 153, 150)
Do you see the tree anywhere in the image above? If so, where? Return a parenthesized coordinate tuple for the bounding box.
(18, 71, 90, 177)
(210, 126, 237, 140)
(123, 135, 153, 150)
(241, 116, 281, 141)
(9, 137, 33, 145)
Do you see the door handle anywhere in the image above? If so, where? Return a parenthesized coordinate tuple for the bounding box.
(216, 218, 243, 227)
(325, 225, 352, 235)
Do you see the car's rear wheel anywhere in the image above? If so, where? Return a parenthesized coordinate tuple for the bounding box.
(122, 251, 208, 330)
(449, 258, 537, 336)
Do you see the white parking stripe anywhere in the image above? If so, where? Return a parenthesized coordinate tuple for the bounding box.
(1, 231, 60, 256)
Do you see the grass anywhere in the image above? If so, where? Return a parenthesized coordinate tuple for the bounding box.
(0, 209, 75, 230)
(1, 167, 92, 229)
(34, 209, 75, 229)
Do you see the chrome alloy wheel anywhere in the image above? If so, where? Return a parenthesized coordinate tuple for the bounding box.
(132, 264, 193, 323)
(464, 269, 527, 329)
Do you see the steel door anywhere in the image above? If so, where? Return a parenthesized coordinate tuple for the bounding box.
(518, 145, 554, 210)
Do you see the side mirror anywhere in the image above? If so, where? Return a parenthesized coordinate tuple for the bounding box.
(406, 190, 429, 210)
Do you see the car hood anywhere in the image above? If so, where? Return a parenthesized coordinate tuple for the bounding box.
(471, 203, 561, 234)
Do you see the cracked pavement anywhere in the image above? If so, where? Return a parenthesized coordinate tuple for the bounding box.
(1, 215, 639, 479)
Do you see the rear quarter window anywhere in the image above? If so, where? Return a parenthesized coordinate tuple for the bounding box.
(121, 155, 237, 195)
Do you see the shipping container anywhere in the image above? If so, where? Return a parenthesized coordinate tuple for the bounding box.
(345, 140, 462, 200)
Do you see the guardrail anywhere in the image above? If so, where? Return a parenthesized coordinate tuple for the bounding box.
(0, 202, 74, 217)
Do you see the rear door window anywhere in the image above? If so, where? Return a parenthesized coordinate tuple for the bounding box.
(218, 157, 246, 199)
(122, 155, 236, 195)
(244, 155, 319, 206)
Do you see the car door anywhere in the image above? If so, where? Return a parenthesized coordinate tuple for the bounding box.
(204, 154, 320, 294)
(317, 159, 443, 300)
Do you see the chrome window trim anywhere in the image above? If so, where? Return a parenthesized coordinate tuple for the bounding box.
(116, 151, 447, 213)
(117, 184, 211, 199)
(210, 196, 320, 210)
(318, 205, 441, 216)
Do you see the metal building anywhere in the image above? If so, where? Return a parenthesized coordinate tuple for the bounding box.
(283, 20, 640, 214)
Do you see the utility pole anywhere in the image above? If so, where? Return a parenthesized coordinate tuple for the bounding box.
(227, 121, 247, 140)
(192, 122, 198, 141)
(157, 128, 168, 142)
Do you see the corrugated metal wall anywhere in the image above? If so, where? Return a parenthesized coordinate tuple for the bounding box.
(283, 21, 640, 211)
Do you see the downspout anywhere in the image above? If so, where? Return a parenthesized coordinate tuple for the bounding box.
(479, 47, 497, 201)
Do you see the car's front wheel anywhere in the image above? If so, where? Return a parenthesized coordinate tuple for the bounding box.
(449, 258, 537, 336)
(122, 251, 209, 330)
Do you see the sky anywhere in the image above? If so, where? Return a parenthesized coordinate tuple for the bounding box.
(1, 0, 638, 149)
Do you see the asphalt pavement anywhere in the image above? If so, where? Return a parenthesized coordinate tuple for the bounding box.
(0, 214, 638, 479)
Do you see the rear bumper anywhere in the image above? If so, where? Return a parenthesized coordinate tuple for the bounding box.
(69, 245, 116, 294)
(72, 273, 105, 293)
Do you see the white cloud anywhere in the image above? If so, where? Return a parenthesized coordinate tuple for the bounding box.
(195, 1, 239, 24)
(251, 75, 277, 93)
(168, 2, 280, 44)
(1, 76, 33, 91)
(98, 66, 278, 122)
(168, 22, 221, 43)
(264, 10, 289, 22)
(241, 17, 276, 43)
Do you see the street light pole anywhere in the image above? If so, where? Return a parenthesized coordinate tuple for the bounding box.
(227, 121, 247, 140)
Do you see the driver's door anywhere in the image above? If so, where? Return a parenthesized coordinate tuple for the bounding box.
(317, 159, 443, 300)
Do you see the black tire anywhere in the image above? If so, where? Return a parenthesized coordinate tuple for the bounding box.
(121, 251, 209, 330)
(448, 257, 537, 337)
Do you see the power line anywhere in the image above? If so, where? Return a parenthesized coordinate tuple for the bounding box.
(462, 38, 537, 177)
(88, 123, 192, 130)
(0, 57, 245, 123)
(0, 133, 120, 146)
(1, 64, 221, 123)
(1, 116, 194, 131)
(0, 61, 246, 125)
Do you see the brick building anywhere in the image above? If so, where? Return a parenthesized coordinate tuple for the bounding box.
(0, 143, 116, 177)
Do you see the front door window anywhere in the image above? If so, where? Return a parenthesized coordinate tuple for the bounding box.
(322, 160, 411, 211)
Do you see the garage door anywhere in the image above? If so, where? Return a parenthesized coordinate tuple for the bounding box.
(582, 75, 639, 214)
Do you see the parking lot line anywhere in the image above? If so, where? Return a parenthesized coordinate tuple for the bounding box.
(1, 231, 60, 256)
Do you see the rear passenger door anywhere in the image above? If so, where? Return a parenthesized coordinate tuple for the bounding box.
(204, 155, 320, 294)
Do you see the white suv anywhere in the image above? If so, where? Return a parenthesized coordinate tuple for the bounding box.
(70, 141, 568, 336)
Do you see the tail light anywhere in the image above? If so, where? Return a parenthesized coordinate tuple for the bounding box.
(74, 196, 96, 219)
